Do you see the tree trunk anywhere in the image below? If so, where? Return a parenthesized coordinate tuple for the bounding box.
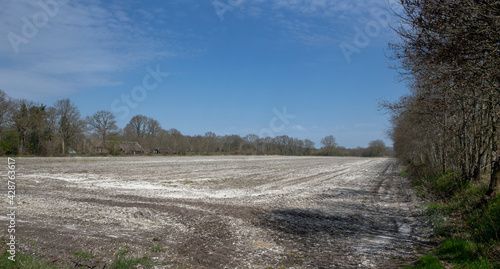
(486, 112, 499, 197)
(486, 156, 500, 197)
(18, 131, 25, 155)
(62, 138, 65, 155)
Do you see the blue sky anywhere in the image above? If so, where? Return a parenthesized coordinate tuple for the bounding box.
(0, 0, 406, 148)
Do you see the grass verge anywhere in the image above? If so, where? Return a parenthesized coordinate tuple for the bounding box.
(0, 246, 161, 269)
(405, 170, 500, 268)
(0, 249, 58, 269)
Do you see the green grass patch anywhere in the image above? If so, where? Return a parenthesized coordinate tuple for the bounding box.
(404, 166, 500, 268)
(150, 245, 164, 253)
(468, 195, 500, 242)
(0, 246, 163, 269)
(407, 254, 444, 269)
(73, 251, 95, 259)
(420, 170, 464, 199)
(115, 245, 131, 257)
(108, 256, 158, 269)
(425, 203, 452, 237)
(437, 239, 480, 262)
(108, 245, 160, 269)
(0, 249, 59, 269)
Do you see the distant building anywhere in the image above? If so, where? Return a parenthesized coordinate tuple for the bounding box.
(120, 141, 145, 154)
(152, 147, 178, 155)
(94, 141, 145, 155)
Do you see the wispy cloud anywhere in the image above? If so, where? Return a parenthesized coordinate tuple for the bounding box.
(271, 0, 367, 17)
(270, 0, 399, 17)
(0, 0, 174, 100)
(0, 70, 77, 100)
(291, 124, 306, 131)
(221, 0, 400, 47)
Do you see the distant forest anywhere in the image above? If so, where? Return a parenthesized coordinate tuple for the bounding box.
(0, 90, 390, 157)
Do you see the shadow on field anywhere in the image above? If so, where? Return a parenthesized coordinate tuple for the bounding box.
(254, 206, 433, 268)
(253, 208, 372, 268)
(255, 204, 430, 248)
(256, 208, 364, 237)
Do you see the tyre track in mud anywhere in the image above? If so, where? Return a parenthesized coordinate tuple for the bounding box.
(347, 160, 431, 268)
(251, 158, 432, 268)
(0, 156, 431, 268)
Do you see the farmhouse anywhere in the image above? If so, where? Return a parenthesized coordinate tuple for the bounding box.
(120, 141, 145, 154)
(94, 141, 145, 155)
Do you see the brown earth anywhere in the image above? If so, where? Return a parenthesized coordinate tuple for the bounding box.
(0, 156, 432, 268)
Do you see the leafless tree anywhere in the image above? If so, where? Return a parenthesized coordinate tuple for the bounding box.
(87, 110, 118, 148)
(0, 90, 13, 132)
(321, 135, 337, 155)
(52, 99, 85, 154)
(124, 115, 148, 141)
(386, 0, 500, 196)
(367, 140, 386, 157)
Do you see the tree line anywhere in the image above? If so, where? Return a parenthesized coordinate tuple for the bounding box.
(0, 90, 389, 157)
(383, 0, 500, 196)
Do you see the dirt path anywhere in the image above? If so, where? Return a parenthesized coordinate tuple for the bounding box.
(0, 156, 431, 268)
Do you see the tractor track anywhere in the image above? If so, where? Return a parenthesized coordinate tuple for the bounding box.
(0, 156, 432, 268)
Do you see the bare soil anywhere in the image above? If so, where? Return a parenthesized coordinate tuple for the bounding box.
(0, 156, 432, 268)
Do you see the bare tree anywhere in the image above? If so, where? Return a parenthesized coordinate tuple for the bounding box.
(386, 0, 500, 196)
(87, 110, 118, 148)
(144, 118, 161, 151)
(146, 118, 161, 137)
(0, 90, 13, 132)
(321, 135, 337, 156)
(52, 99, 85, 154)
(304, 139, 315, 149)
(367, 140, 386, 157)
(124, 115, 148, 141)
(124, 115, 162, 152)
(321, 135, 336, 148)
(242, 134, 258, 154)
(0, 90, 13, 154)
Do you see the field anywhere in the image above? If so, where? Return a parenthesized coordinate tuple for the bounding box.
(0, 156, 431, 268)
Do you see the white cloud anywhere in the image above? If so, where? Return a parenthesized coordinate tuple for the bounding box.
(242, 0, 391, 18)
(0, 70, 77, 100)
(0, 0, 173, 100)
(291, 125, 305, 131)
(225, 0, 400, 47)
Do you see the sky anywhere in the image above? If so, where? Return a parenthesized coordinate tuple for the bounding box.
(0, 0, 407, 149)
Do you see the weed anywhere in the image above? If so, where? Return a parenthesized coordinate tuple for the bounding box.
(116, 245, 130, 257)
(150, 245, 164, 253)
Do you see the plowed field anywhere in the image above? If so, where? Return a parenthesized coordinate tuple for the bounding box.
(0, 156, 431, 268)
